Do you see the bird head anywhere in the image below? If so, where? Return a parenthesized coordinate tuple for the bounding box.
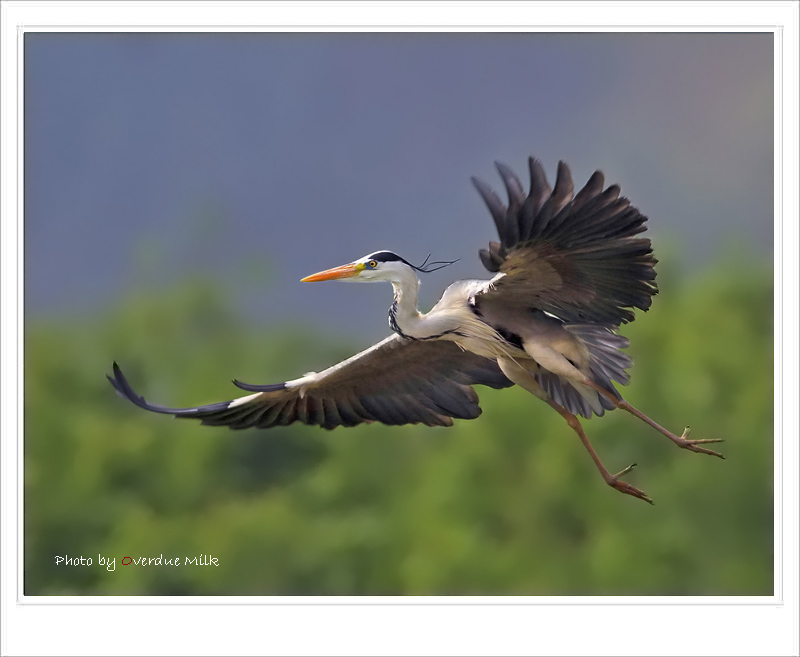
(301, 251, 457, 284)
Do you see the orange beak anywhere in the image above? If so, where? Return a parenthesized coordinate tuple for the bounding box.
(301, 262, 364, 282)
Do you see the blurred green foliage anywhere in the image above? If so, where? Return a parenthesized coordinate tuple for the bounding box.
(25, 257, 773, 595)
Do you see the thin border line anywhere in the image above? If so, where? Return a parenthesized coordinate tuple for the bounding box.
(14, 24, 783, 30)
(15, 22, 24, 607)
(775, 23, 784, 606)
(15, 25, 782, 606)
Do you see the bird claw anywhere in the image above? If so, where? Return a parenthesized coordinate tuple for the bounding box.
(675, 426, 725, 459)
(605, 463, 653, 505)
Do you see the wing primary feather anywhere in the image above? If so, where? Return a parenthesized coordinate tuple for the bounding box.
(479, 248, 501, 272)
(108, 363, 234, 416)
(214, 405, 267, 430)
(276, 401, 298, 426)
(396, 394, 449, 426)
(496, 163, 524, 245)
(422, 383, 480, 420)
(503, 207, 520, 247)
(474, 158, 658, 325)
(321, 397, 345, 429)
(333, 397, 364, 427)
(255, 400, 292, 429)
(471, 176, 508, 246)
(344, 395, 378, 423)
(293, 395, 311, 424)
(518, 195, 537, 241)
(529, 195, 555, 240)
(527, 157, 552, 214)
(360, 395, 405, 425)
(111, 337, 513, 430)
(551, 161, 575, 214)
(570, 170, 605, 212)
(495, 161, 526, 210)
(231, 380, 287, 392)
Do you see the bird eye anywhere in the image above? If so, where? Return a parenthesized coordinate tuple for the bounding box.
(368, 260, 378, 268)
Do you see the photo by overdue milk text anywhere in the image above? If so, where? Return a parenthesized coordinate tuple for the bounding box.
(54, 554, 219, 571)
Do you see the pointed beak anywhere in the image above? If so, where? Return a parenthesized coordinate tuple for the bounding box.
(301, 262, 364, 282)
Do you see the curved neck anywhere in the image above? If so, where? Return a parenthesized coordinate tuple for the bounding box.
(388, 267, 423, 338)
(387, 267, 459, 340)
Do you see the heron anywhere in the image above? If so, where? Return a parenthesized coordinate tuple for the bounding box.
(108, 157, 723, 504)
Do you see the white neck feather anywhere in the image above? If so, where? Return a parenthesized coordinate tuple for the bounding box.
(388, 266, 455, 340)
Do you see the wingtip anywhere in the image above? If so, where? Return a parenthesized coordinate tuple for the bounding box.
(494, 160, 511, 174)
(587, 169, 605, 189)
(527, 157, 550, 188)
(470, 175, 489, 192)
(108, 362, 121, 386)
(107, 366, 125, 396)
(494, 161, 519, 187)
(231, 379, 287, 392)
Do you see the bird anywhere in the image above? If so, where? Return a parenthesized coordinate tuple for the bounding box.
(108, 156, 724, 504)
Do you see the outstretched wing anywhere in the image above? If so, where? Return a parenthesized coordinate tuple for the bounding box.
(108, 335, 513, 431)
(471, 158, 658, 325)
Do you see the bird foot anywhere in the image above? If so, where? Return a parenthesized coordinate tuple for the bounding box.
(672, 426, 725, 459)
(604, 463, 653, 505)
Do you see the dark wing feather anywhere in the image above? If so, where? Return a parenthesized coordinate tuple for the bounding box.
(472, 158, 658, 325)
(108, 335, 513, 431)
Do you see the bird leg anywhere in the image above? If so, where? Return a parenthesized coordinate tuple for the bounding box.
(582, 380, 724, 459)
(495, 358, 653, 504)
(544, 399, 653, 505)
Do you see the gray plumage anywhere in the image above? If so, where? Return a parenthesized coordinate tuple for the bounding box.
(109, 157, 656, 428)
(108, 336, 512, 430)
(109, 156, 722, 504)
(473, 157, 658, 325)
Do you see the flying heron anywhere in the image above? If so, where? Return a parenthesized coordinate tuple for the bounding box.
(108, 157, 724, 504)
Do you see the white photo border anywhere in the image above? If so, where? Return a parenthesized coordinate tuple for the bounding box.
(2, 2, 797, 656)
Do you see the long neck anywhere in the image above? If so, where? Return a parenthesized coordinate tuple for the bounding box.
(388, 267, 457, 340)
(388, 267, 423, 338)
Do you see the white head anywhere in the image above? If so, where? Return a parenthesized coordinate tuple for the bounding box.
(301, 251, 454, 284)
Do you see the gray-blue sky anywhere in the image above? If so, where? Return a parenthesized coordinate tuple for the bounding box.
(25, 32, 773, 339)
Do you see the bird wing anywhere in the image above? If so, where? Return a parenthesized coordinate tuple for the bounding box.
(471, 158, 658, 325)
(108, 335, 513, 431)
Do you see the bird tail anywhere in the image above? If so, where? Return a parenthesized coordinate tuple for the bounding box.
(535, 324, 631, 419)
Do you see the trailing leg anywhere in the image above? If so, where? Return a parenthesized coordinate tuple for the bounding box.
(545, 399, 653, 505)
(497, 358, 653, 504)
(581, 379, 724, 459)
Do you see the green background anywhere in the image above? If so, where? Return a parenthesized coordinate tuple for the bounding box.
(25, 252, 773, 596)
